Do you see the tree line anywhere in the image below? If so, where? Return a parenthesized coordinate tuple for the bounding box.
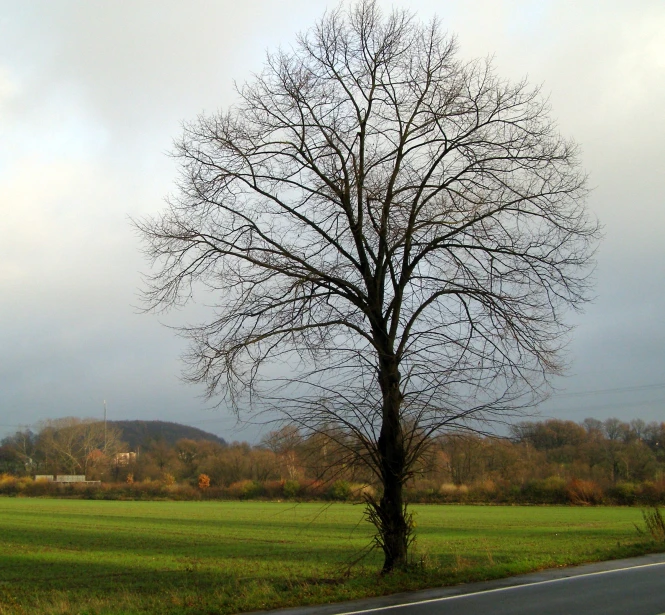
(2, 417, 664, 503)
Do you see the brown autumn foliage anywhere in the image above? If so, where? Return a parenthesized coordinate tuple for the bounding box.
(2, 417, 665, 505)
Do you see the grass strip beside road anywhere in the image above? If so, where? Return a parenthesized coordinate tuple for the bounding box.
(0, 499, 660, 615)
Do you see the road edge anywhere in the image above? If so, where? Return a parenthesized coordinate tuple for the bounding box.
(247, 552, 665, 615)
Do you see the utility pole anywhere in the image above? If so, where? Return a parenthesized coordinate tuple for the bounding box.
(103, 400, 107, 453)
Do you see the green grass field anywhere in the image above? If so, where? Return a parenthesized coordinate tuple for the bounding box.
(0, 498, 660, 615)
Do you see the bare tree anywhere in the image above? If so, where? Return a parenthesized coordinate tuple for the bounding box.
(260, 426, 303, 480)
(1, 429, 37, 474)
(37, 418, 124, 475)
(136, 0, 599, 571)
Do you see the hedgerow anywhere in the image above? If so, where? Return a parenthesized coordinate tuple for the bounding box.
(3, 473, 665, 505)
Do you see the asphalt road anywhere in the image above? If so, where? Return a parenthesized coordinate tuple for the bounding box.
(257, 554, 665, 615)
(335, 562, 665, 615)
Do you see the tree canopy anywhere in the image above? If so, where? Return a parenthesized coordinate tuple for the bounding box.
(137, 0, 599, 570)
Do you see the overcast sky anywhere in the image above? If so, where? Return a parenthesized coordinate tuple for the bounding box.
(1, 0, 664, 442)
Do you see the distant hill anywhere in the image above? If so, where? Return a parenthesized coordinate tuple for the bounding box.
(109, 420, 226, 450)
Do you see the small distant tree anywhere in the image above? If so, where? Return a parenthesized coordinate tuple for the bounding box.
(175, 438, 200, 478)
(137, 1, 599, 571)
(198, 473, 211, 490)
(36, 418, 124, 475)
(261, 426, 303, 480)
(1, 430, 37, 475)
(146, 440, 178, 473)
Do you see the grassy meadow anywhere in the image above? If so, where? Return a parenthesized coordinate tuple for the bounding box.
(0, 499, 661, 615)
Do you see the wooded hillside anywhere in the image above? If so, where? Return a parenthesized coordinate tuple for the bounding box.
(109, 420, 226, 449)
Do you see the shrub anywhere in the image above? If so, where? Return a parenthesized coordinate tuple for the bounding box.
(24, 478, 57, 497)
(566, 479, 603, 505)
(283, 480, 300, 498)
(12, 477, 33, 493)
(263, 480, 285, 499)
(639, 506, 665, 541)
(201, 486, 225, 500)
(228, 480, 264, 499)
(439, 483, 458, 496)
(405, 486, 438, 503)
(0, 475, 18, 495)
(328, 480, 351, 501)
(471, 480, 498, 501)
(609, 481, 637, 505)
(126, 480, 169, 499)
(198, 474, 211, 490)
(350, 483, 376, 501)
(638, 481, 665, 505)
(301, 479, 327, 498)
(167, 483, 200, 500)
(523, 476, 567, 504)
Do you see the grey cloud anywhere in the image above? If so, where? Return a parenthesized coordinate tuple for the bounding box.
(1, 0, 663, 441)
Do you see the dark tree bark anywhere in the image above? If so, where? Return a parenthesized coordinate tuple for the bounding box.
(135, 0, 599, 572)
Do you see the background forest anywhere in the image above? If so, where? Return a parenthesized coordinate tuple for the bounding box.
(1, 417, 664, 505)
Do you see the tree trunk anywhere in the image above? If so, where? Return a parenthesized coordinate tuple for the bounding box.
(376, 355, 410, 572)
